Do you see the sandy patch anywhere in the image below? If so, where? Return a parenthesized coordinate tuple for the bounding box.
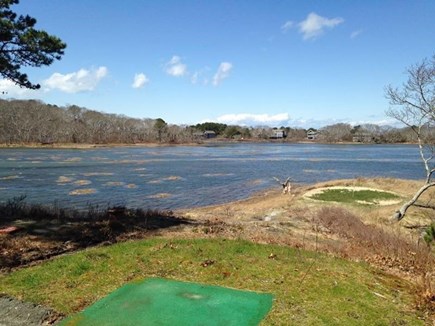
(82, 172, 114, 176)
(162, 176, 182, 181)
(0, 175, 19, 180)
(56, 176, 73, 183)
(248, 179, 264, 185)
(105, 181, 125, 186)
(148, 193, 172, 199)
(69, 189, 96, 195)
(148, 176, 182, 183)
(202, 173, 235, 177)
(73, 180, 92, 186)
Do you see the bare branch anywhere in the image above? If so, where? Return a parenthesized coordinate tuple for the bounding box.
(386, 54, 435, 221)
(393, 182, 435, 221)
(272, 176, 292, 194)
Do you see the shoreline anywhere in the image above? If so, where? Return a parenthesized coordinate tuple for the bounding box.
(1, 177, 433, 323)
(0, 140, 418, 149)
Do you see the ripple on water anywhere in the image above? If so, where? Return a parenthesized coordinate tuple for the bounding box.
(303, 169, 336, 174)
(248, 179, 264, 185)
(104, 181, 125, 186)
(64, 157, 82, 162)
(83, 172, 114, 176)
(57, 176, 73, 183)
(162, 176, 181, 181)
(74, 180, 92, 186)
(202, 173, 235, 177)
(69, 188, 97, 195)
(1, 175, 20, 180)
(91, 157, 110, 161)
(148, 193, 171, 199)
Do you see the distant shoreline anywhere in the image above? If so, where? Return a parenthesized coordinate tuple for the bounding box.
(0, 140, 417, 149)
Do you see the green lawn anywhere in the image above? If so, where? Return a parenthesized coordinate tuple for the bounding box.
(0, 238, 423, 325)
(310, 188, 400, 205)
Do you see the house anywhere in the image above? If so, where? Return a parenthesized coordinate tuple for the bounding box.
(193, 130, 217, 139)
(307, 130, 318, 140)
(203, 130, 216, 139)
(270, 129, 287, 139)
(193, 132, 205, 139)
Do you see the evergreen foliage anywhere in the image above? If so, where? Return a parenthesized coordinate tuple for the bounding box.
(0, 0, 66, 89)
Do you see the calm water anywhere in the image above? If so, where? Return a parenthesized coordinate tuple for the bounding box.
(0, 143, 423, 210)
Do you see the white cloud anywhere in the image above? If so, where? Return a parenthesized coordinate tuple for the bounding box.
(0, 79, 39, 97)
(285, 116, 399, 129)
(350, 29, 363, 39)
(191, 67, 211, 85)
(165, 56, 187, 77)
(348, 118, 399, 127)
(216, 113, 289, 126)
(43, 66, 108, 93)
(298, 12, 344, 40)
(212, 62, 233, 86)
(191, 71, 200, 84)
(281, 21, 294, 33)
(132, 73, 149, 89)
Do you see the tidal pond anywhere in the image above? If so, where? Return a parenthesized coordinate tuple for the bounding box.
(0, 143, 423, 210)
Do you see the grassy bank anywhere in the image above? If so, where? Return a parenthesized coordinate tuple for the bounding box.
(0, 238, 424, 325)
(1, 177, 433, 324)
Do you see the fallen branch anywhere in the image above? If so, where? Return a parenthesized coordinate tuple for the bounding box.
(273, 177, 292, 194)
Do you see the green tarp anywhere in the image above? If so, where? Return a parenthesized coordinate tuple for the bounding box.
(61, 278, 273, 325)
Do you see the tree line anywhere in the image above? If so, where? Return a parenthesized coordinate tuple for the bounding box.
(0, 98, 424, 145)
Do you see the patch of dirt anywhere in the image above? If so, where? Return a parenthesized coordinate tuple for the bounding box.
(0, 208, 192, 272)
(0, 295, 62, 325)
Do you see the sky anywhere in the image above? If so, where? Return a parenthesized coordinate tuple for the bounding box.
(1, 0, 434, 128)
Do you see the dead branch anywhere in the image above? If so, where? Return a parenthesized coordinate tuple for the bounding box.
(273, 176, 292, 194)
(393, 182, 435, 221)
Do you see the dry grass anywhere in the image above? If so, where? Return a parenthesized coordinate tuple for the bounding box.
(177, 177, 435, 318)
(312, 206, 434, 312)
(2, 177, 434, 321)
(0, 200, 191, 270)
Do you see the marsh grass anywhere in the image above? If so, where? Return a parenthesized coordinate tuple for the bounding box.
(0, 238, 425, 325)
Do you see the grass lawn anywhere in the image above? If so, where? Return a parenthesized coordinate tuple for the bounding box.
(309, 188, 400, 205)
(0, 238, 424, 325)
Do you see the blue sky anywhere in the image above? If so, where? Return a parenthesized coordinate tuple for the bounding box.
(1, 0, 434, 128)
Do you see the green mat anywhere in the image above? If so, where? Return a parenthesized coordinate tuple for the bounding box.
(61, 278, 274, 325)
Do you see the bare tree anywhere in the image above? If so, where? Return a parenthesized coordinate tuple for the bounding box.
(320, 123, 352, 142)
(386, 54, 435, 221)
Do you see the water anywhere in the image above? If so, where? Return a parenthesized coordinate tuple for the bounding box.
(0, 143, 423, 210)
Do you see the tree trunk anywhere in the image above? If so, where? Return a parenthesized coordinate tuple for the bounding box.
(393, 182, 435, 221)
